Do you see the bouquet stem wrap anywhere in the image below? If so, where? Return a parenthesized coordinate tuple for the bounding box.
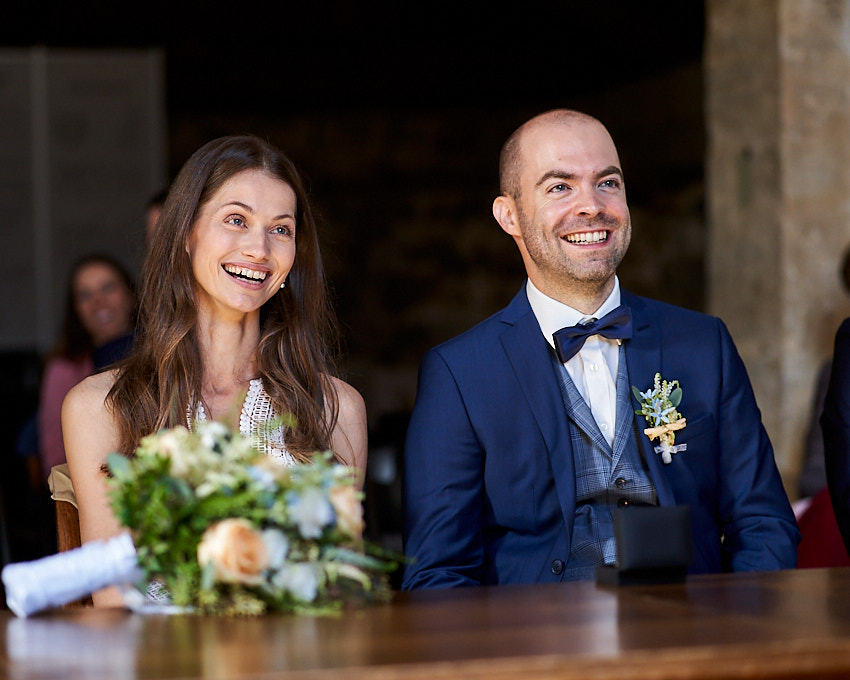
(2, 532, 141, 617)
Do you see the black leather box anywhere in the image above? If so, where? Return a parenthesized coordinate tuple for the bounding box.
(596, 505, 693, 585)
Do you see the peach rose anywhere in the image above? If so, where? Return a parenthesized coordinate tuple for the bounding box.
(197, 519, 269, 585)
(329, 484, 364, 538)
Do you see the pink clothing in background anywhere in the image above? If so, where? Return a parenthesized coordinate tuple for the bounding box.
(38, 355, 93, 476)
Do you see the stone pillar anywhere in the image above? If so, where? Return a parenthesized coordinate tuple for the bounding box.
(0, 48, 166, 352)
(706, 0, 850, 490)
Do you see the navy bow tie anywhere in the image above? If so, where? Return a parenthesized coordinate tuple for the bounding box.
(552, 304, 633, 363)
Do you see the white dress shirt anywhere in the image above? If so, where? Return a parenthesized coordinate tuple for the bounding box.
(526, 278, 622, 448)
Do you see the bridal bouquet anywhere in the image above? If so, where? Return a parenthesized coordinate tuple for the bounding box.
(105, 421, 397, 615)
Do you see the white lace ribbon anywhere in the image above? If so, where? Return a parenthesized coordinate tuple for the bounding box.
(655, 441, 688, 465)
(1, 532, 141, 617)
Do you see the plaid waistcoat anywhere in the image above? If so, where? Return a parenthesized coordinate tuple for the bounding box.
(554, 345, 658, 580)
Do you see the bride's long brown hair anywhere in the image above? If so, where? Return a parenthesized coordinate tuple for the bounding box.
(108, 135, 339, 461)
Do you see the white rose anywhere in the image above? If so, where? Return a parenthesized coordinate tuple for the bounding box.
(199, 421, 229, 451)
(156, 429, 191, 476)
(262, 529, 289, 569)
(272, 563, 319, 602)
(289, 487, 333, 539)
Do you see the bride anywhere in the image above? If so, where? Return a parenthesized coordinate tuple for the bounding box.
(63, 136, 367, 606)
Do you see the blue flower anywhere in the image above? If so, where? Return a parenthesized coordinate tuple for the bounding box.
(648, 402, 675, 424)
(247, 465, 276, 492)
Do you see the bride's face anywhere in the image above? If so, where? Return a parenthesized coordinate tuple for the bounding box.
(187, 169, 297, 320)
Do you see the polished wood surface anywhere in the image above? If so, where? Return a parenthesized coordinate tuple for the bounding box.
(3, 568, 850, 679)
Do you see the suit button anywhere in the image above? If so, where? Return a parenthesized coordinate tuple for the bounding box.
(614, 477, 627, 489)
(617, 498, 630, 507)
(551, 559, 564, 575)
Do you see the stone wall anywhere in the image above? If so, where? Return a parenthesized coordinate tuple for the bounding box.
(706, 0, 850, 487)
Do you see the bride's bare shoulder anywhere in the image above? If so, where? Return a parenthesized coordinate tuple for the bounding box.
(63, 369, 119, 418)
(62, 369, 123, 474)
(325, 376, 367, 473)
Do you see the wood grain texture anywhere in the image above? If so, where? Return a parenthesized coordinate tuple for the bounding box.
(54, 501, 81, 554)
(3, 568, 850, 679)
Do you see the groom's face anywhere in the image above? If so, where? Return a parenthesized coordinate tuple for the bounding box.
(509, 119, 631, 304)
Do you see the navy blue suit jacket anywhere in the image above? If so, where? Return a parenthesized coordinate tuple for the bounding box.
(402, 286, 799, 589)
(822, 317, 850, 551)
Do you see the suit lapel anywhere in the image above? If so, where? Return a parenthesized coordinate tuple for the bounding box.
(498, 290, 577, 537)
(611, 345, 633, 467)
(621, 291, 677, 506)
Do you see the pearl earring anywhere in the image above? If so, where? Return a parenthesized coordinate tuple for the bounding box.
(280, 282, 286, 289)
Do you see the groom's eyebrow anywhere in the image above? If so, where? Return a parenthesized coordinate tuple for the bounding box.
(535, 170, 577, 188)
(534, 166, 623, 188)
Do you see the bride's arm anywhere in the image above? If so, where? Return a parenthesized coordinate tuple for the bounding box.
(328, 377, 368, 480)
(62, 369, 127, 607)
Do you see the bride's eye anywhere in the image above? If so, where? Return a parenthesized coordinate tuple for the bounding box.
(271, 223, 295, 237)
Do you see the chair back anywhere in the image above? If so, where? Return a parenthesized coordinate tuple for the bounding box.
(48, 464, 81, 552)
(48, 464, 92, 605)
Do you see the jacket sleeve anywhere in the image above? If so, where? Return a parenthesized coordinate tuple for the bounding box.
(713, 320, 800, 570)
(822, 318, 850, 553)
(402, 348, 486, 589)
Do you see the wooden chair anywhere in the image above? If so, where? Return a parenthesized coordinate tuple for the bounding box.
(47, 464, 93, 606)
(55, 498, 82, 554)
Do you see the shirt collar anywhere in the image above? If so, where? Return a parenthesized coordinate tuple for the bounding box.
(526, 277, 622, 350)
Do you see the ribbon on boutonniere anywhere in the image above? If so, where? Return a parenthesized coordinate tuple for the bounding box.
(632, 373, 687, 464)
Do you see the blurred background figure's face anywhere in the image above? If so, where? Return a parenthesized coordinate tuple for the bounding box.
(73, 262, 135, 346)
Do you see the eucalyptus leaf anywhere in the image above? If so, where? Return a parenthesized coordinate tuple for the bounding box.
(164, 476, 194, 504)
(631, 386, 643, 402)
(107, 453, 133, 481)
(323, 547, 399, 572)
(669, 387, 683, 407)
(201, 559, 216, 591)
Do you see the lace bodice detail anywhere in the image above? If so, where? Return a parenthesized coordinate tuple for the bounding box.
(193, 378, 295, 466)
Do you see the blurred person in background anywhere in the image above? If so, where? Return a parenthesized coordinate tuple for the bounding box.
(38, 254, 136, 478)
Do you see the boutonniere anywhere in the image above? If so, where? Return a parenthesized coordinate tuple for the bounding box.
(632, 373, 687, 464)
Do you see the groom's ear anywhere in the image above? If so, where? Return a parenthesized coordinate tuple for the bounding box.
(493, 194, 521, 238)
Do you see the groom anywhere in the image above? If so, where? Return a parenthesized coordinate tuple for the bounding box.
(402, 110, 799, 589)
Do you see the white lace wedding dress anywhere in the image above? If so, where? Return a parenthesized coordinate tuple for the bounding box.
(194, 377, 295, 466)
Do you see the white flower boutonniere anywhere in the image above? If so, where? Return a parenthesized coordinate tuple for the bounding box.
(632, 373, 687, 464)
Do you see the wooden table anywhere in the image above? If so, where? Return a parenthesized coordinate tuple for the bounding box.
(3, 568, 850, 679)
